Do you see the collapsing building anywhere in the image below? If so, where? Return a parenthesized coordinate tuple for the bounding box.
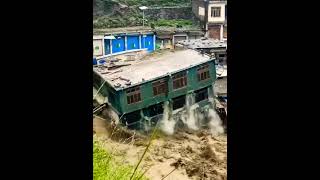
(93, 49, 221, 132)
(176, 38, 227, 128)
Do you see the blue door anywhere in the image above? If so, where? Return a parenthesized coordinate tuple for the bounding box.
(127, 35, 139, 50)
(112, 36, 125, 54)
(141, 34, 154, 52)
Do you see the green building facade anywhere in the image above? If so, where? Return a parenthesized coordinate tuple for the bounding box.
(93, 52, 216, 130)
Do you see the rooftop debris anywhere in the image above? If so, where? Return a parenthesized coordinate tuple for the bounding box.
(216, 64, 227, 78)
(93, 49, 213, 90)
(176, 38, 227, 49)
(154, 26, 204, 34)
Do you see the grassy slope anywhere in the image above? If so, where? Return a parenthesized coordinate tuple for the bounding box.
(93, 139, 148, 180)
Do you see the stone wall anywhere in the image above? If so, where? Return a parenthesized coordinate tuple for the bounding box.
(144, 6, 193, 20)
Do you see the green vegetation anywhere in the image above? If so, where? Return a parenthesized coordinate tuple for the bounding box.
(93, 0, 194, 29)
(152, 19, 193, 27)
(116, 0, 191, 7)
(93, 16, 143, 29)
(93, 139, 148, 180)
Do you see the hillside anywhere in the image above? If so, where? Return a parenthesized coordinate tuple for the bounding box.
(93, 0, 196, 29)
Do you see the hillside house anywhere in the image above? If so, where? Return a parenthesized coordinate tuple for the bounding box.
(192, 0, 227, 40)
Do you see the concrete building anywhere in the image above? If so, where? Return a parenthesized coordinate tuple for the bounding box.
(192, 0, 227, 40)
(154, 27, 204, 50)
(93, 27, 156, 59)
(93, 35, 104, 57)
(175, 38, 227, 65)
(93, 49, 217, 130)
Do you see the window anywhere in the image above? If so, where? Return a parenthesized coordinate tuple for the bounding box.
(197, 64, 210, 81)
(122, 110, 141, 129)
(152, 79, 168, 96)
(173, 71, 187, 90)
(172, 95, 186, 110)
(195, 88, 208, 102)
(211, 7, 221, 17)
(143, 103, 164, 117)
(218, 54, 226, 58)
(126, 86, 141, 104)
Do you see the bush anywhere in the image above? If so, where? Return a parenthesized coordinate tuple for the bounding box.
(117, 0, 191, 6)
(93, 0, 193, 28)
(153, 19, 193, 27)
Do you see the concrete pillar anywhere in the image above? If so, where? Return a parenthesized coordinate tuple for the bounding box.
(124, 35, 128, 51)
(204, 0, 209, 38)
(110, 35, 112, 55)
(220, 25, 223, 40)
(101, 38, 105, 56)
(139, 34, 142, 49)
(205, 23, 209, 38)
(173, 35, 176, 45)
(142, 35, 146, 49)
(153, 34, 156, 51)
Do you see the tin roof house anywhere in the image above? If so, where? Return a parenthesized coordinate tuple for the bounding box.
(93, 27, 156, 60)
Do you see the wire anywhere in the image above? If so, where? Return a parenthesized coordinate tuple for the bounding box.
(93, 80, 106, 100)
(161, 167, 177, 180)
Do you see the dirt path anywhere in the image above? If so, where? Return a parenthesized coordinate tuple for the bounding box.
(94, 117, 227, 180)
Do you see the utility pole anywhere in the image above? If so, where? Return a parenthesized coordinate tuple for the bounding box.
(204, 0, 209, 38)
(139, 6, 148, 27)
(143, 10, 145, 27)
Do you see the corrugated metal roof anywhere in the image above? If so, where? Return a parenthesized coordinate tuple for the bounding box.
(93, 26, 153, 35)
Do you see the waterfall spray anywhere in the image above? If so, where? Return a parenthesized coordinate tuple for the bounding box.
(208, 108, 224, 136)
(159, 101, 176, 135)
(207, 85, 224, 136)
(185, 93, 200, 130)
(158, 85, 225, 136)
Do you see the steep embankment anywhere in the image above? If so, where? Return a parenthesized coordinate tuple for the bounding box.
(93, 0, 195, 28)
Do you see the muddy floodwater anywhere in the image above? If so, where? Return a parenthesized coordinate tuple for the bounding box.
(94, 116, 227, 180)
